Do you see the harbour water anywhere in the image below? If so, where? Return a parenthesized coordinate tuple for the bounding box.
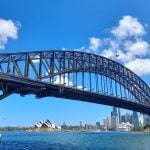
(0, 131, 149, 150)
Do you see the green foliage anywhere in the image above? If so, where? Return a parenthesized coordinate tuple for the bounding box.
(132, 124, 150, 132)
(143, 124, 150, 129)
(61, 125, 80, 130)
(0, 126, 32, 131)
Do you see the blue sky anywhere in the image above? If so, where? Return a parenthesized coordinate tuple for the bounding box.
(0, 0, 150, 126)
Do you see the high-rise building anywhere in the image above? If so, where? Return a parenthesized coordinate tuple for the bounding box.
(111, 116, 118, 129)
(80, 121, 83, 128)
(143, 114, 150, 125)
(103, 117, 111, 129)
(138, 113, 144, 127)
(133, 111, 139, 128)
(121, 115, 126, 123)
(96, 122, 101, 130)
(121, 113, 132, 124)
(130, 114, 133, 124)
(125, 113, 131, 123)
(85, 124, 89, 130)
(80, 121, 84, 130)
(132, 112, 144, 128)
(111, 107, 120, 130)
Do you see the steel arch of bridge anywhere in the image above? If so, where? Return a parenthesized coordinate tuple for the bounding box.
(0, 50, 150, 115)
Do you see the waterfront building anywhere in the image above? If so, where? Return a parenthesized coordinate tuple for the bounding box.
(111, 107, 120, 130)
(111, 116, 118, 129)
(130, 114, 133, 124)
(34, 119, 61, 131)
(41, 120, 53, 128)
(118, 122, 133, 131)
(34, 121, 44, 128)
(84, 123, 96, 130)
(132, 112, 144, 127)
(121, 115, 126, 123)
(121, 113, 132, 124)
(85, 124, 89, 130)
(143, 114, 150, 125)
(125, 113, 131, 123)
(133, 111, 139, 128)
(79, 121, 84, 130)
(80, 121, 83, 128)
(138, 113, 144, 127)
(96, 122, 101, 130)
(103, 117, 111, 129)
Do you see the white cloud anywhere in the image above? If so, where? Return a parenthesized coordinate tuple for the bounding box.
(124, 40, 149, 57)
(64, 15, 150, 76)
(32, 54, 40, 63)
(72, 37, 101, 53)
(102, 40, 150, 63)
(73, 37, 101, 53)
(0, 18, 21, 49)
(61, 48, 68, 51)
(101, 48, 115, 58)
(53, 75, 73, 87)
(43, 74, 87, 91)
(44, 73, 87, 90)
(125, 58, 150, 76)
(101, 40, 119, 58)
(89, 37, 101, 51)
(74, 46, 86, 52)
(109, 40, 150, 62)
(111, 15, 145, 39)
(77, 85, 87, 91)
(101, 15, 150, 74)
(102, 16, 149, 62)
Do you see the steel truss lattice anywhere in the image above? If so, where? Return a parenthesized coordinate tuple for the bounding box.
(0, 50, 150, 114)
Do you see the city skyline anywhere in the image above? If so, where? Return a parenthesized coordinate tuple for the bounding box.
(33, 107, 150, 130)
(0, 0, 150, 126)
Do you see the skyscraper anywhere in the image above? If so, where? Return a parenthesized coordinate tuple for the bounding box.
(138, 113, 144, 127)
(80, 121, 83, 129)
(96, 122, 101, 130)
(103, 117, 111, 129)
(143, 114, 150, 125)
(133, 111, 139, 128)
(111, 107, 120, 130)
(133, 111, 144, 128)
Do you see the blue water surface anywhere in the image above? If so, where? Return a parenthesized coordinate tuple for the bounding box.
(0, 131, 149, 150)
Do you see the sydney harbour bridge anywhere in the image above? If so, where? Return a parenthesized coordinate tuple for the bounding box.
(0, 50, 150, 115)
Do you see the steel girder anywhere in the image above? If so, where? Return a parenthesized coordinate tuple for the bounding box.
(0, 50, 150, 113)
